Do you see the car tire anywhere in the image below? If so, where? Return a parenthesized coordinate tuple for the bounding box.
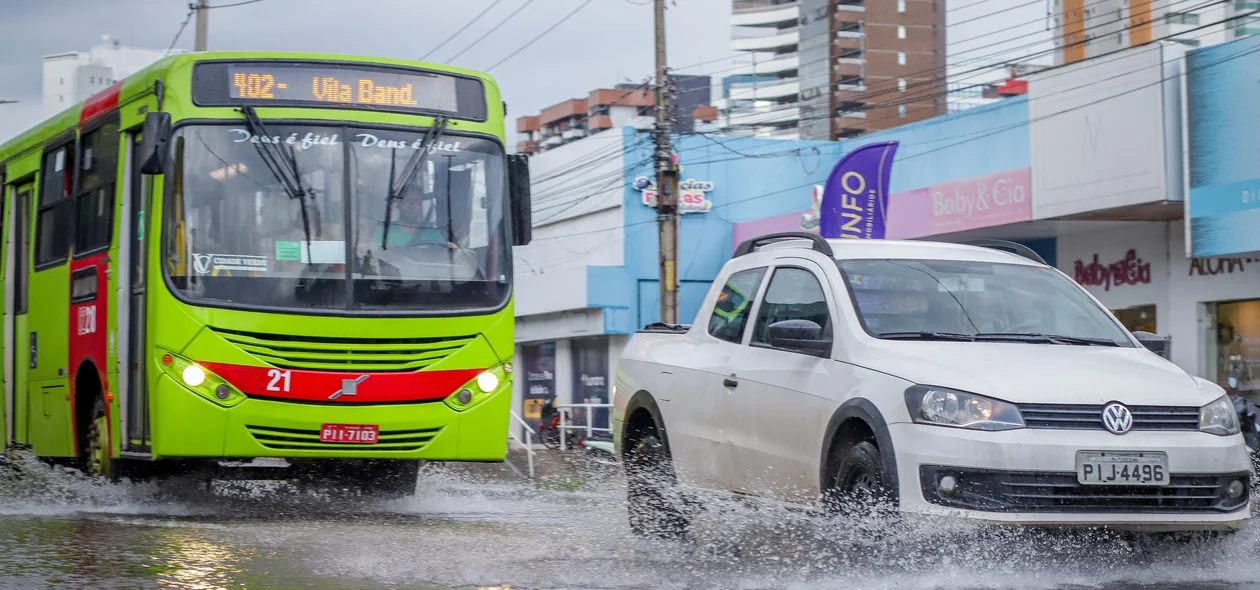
(625, 430, 689, 539)
(826, 440, 895, 516)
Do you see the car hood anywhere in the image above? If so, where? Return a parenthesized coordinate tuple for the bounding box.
(852, 341, 1217, 406)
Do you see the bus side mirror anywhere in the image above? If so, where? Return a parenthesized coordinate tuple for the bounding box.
(508, 154, 532, 246)
(138, 112, 172, 175)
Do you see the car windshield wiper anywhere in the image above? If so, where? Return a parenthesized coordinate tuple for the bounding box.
(239, 106, 315, 250)
(876, 331, 976, 342)
(381, 116, 450, 250)
(1041, 334, 1122, 347)
(973, 333, 1120, 346)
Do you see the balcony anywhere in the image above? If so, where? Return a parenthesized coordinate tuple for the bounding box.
(836, 24, 864, 39)
(729, 79, 800, 101)
(732, 0, 799, 26)
(723, 105, 802, 127)
(561, 128, 587, 140)
(726, 55, 800, 76)
(731, 29, 800, 52)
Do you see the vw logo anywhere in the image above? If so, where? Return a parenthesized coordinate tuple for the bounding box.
(1102, 402, 1134, 434)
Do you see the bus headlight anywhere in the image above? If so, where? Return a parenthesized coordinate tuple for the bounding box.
(182, 365, 206, 387)
(159, 350, 246, 408)
(476, 372, 499, 393)
(445, 363, 510, 411)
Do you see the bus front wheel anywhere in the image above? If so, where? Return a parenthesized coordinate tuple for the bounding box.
(83, 396, 117, 480)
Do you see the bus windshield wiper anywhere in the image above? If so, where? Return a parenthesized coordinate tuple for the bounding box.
(239, 106, 315, 250)
(381, 117, 450, 250)
(876, 331, 975, 341)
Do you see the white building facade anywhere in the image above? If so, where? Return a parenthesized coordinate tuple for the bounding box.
(42, 36, 172, 116)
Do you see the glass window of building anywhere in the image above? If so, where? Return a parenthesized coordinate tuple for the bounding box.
(1210, 300, 1260, 402)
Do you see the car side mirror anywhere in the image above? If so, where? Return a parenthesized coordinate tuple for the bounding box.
(768, 319, 831, 357)
(1132, 331, 1168, 358)
(507, 154, 531, 246)
(138, 111, 172, 175)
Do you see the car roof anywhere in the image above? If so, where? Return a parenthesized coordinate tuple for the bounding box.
(753, 237, 1043, 266)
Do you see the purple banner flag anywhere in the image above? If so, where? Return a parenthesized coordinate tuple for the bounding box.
(819, 141, 899, 239)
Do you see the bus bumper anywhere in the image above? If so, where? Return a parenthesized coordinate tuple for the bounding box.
(150, 374, 510, 461)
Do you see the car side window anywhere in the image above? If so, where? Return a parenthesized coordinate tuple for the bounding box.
(752, 267, 832, 346)
(707, 267, 767, 343)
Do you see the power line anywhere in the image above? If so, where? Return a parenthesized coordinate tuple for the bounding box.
(766, 2, 1235, 133)
(164, 4, 196, 56)
(205, 0, 265, 8)
(519, 32, 1260, 261)
(447, 0, 537, 63)
(704, 0, 1227, 133)
(420, 0, 507, 61)
(486, 0, 596, 71)
(673, 0, 1219, 111)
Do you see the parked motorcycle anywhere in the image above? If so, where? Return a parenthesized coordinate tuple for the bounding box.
(1226, 375, 1260, 472)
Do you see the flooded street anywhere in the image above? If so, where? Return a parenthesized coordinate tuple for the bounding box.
(4, 453, 1260, 590)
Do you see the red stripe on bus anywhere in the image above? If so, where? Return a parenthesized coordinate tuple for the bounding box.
(199, 362, 484, 404)
(80, 81, 123, 124)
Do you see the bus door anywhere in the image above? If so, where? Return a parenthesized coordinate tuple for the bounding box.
(5, 181, 32, 447)
(67, 120, 119, 458)
(121, 132, 151, 451)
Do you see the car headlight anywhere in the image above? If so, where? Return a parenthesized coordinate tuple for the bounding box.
(905, 385, 1025, 431)
(1200, 395, 1240, 436)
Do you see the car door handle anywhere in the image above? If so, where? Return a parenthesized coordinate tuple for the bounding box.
(723, 375, 738, 389)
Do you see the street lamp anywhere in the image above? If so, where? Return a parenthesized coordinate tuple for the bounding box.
(0, 100, 17, 105)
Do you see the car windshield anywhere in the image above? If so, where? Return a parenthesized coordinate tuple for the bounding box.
(165, 124, 508, 313)
(836, 259, 1134, 346)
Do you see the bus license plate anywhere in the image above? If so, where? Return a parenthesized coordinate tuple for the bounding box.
(320, 424, 379, 444)
(1076, 451, 1168, 486)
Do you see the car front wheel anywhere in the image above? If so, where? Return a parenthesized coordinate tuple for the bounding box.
(826, 440, 895, 516)
(625, 429, 689, 539)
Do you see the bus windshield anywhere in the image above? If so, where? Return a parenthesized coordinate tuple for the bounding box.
(165, 123, 509, 313)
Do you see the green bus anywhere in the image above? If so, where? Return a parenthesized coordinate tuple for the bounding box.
(0, 52, 532, 495)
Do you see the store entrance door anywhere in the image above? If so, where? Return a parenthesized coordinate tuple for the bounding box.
(1210, 300, 1260, 400)
(571, 336, 610, 434)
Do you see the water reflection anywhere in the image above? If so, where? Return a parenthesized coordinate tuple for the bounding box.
(3, 453, 1260, 589)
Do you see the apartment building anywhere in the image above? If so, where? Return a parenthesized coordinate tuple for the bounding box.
(515, 75, 715, 154)
(719, 0, 948, 140)
(1052, 0, 1259, 64)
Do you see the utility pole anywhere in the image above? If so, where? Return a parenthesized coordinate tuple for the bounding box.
(653, 0, 680, 325)
(194, 0, 210, 51)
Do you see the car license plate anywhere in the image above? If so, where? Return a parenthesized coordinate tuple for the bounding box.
(320, 423, 379, 444)
(1075, 451, 1168, 486)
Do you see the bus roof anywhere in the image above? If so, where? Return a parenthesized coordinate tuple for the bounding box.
(0, 51, 501, 165)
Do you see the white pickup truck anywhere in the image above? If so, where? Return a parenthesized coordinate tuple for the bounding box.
(613, 233, 1250, 538)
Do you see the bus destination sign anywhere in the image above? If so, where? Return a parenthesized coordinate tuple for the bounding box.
(225, 65, 459, 112)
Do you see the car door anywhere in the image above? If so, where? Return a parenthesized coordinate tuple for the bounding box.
(727, 259, 842, 501)
(665, 265, 768, 492)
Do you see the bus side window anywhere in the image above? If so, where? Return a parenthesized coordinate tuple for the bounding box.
(74, 121, 120, 254)
(35, 141, 75, 267)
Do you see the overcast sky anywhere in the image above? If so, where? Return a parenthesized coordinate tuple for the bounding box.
(0, 0, 1047, 142)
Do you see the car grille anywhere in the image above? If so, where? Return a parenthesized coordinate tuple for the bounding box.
(212, 327, 474, 373)
(920, 466, 1249, 513)
(1018, 403, 1201, 431)
(246, 425, 441, 452)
